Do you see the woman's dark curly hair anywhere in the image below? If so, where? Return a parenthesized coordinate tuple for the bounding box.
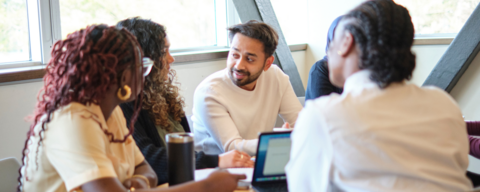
(342, 0, 416, 88)
(18, 25, 143, 190)
(117, 17, 185, 132)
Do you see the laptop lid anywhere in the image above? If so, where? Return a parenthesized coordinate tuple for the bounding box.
(252, 131, 292, 185)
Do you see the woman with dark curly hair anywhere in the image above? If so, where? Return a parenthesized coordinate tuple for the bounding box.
(116, 17, 253, 186)
(286, 0, 471, 191)
(19, 24, 245, 192)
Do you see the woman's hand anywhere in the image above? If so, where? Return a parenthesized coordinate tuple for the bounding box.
(203, 169, 246, 191)
(122, 177, 149, 190)
(218, 150, 254, 168)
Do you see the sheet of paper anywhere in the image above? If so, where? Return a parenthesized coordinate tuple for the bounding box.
(273, 127, 293, 132)
(195, 167, 254, 182)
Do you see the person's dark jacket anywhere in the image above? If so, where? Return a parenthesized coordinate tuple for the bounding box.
(120, 102, 218, 185)
(305, 59, 343, 100)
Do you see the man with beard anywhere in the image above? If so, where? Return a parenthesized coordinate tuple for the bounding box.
(192, 20, 302, 156)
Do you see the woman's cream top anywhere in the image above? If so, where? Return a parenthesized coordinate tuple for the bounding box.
(21, 102, 145, 192)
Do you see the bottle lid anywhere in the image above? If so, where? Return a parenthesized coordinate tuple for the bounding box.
(166, 133, 194, 143)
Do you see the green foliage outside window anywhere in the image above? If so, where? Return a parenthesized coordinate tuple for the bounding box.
(395, 0, 480, 34)
(0, 0, 29, 63)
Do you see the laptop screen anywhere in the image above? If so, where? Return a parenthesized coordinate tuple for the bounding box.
(253, 132, 291, 183)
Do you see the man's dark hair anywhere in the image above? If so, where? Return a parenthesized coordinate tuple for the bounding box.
(343, 0, 416, 88)
(228, 20, 279, 58)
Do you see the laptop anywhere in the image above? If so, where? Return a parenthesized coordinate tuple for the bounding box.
(251, 131, 291, 192)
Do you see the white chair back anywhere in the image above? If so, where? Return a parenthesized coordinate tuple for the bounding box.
(187, 115, 194, 130)
(470, 187, 480, 192)
(0, 157, 21, 191)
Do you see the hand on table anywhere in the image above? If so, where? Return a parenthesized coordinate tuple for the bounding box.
(122, 176, 149, 190)
(219, 150, 254, 168)
(205, 169, 246, 192)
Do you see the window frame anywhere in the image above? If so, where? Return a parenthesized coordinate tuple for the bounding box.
(0, 0, 46, 69)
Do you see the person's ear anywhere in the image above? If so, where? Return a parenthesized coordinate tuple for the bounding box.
(264, 55, 274, 71)
(120, 69, 133, 87)
(115, 68, 135, 102)
(338, 32, 355, 57)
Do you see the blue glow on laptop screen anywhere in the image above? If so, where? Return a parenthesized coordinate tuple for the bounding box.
(254, 133, 291, 182)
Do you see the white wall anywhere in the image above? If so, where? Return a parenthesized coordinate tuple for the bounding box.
(409, 45, 449, 85)
(450, 51, 480, 173)
(0, 80, 43, 162)
(304, 0, 364, 80)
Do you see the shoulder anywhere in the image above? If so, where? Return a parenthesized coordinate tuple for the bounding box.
(416, 85, 460, 109)
(267, 64, 286, 76)
(264, 64, 290, 85)
(305, 93, 341, 114)
(292, 96, 336, 137)
(120, 102, 134, 112)
(195, 69, 228, 96)
(54, 103, 103, 126)
(309, 59, 328, 74)
(43, 103, 106, 141)
(419, 85, 450, 96)
(119, 102, 135, 118)
(407, 84, 452, 101)
(110, 106, 127, 127)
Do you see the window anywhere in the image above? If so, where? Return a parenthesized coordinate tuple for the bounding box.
(59, 0, 217, 50)
(271, 0, 308, 45)
(0, 0, 43, 68)
(0, 0, 30, 63)
(225, 0, 308, 45)
(395, 0, 480, 36)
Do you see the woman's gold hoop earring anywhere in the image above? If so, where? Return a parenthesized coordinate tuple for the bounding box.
(117, 85, 132, 101)
(337, 51, 343, 55)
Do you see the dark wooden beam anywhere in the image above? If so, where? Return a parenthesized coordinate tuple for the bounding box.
(0, 67, 45, 83)
(232, 0, 305, 96)
(423, 3, 480, 92)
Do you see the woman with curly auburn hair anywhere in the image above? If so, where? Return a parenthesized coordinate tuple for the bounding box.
(117, 17, 253, 186)
(19, 24, 245, 192)
(286, 0, 471, 191)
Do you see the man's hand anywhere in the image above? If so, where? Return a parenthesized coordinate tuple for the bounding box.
(219, 150, 254, 168)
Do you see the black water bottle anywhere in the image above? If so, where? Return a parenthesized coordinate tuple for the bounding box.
(166, 133, 195, 186)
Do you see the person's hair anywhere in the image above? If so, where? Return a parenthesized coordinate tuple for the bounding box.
(116, 17, 185, 132)
(228, 20, 279, 58)
(18, 25, 143, 189)
(342, 0, 416, 88)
